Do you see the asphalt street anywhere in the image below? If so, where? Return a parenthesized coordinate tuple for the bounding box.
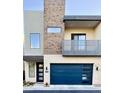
(23, 90, 101, 93)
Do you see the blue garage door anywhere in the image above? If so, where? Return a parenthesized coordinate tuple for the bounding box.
(50, 64, 93, 85)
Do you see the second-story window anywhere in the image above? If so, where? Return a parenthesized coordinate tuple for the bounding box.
(71, 34, 86, 50)
(30, 33, 40, 48)
(71, 34, 86, 41)
(47, 27, 61, 33)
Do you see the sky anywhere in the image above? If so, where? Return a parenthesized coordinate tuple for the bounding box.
(23, 0, 101, 15)
(23, 0, 44, 10)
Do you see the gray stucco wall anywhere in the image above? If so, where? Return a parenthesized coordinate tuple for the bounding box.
(23, 11, 44, 56)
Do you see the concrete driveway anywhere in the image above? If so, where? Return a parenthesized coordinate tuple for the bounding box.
(23, 84, 101, 90)
(23, 84, 101, 93)
(23, 90, 101, 93)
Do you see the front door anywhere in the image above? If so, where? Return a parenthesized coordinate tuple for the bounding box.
(36, 63, 43, 82)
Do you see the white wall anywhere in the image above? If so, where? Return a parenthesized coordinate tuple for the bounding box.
(94, 23, 101, 40)
(23, 11, 44, 56)
(64, 23, 101, 41)
(64, 28, 95, 40)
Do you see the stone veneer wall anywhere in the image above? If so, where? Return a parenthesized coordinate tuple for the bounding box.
(44, 0, 65, 54)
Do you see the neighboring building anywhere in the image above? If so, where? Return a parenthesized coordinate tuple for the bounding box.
(23, 11, 44, 82)
(23, 0, 101, 86)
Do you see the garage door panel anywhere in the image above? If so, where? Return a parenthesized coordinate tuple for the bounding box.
(50, 64, 93, 85)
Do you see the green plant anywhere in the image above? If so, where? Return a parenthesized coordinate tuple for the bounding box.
(23, 81, 35, 86)
(44, 82, 49, 87)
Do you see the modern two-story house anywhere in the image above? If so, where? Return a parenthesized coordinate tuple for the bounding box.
(23, 0, 101, 87)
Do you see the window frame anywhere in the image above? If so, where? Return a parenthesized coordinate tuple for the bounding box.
(71, 33, 86, 40)
(71, 33, 86, 50)
(47, 26, 62, 33)
(30, 33, 40, 49)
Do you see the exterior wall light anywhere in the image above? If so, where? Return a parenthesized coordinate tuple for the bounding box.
(46, 67, 48, 70)
(96, 66, 99, 71)
(45, 66, 48, 73)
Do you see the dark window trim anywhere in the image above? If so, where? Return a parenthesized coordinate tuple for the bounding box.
(71, 33, 86, 40)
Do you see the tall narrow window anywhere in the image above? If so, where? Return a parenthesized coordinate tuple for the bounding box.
(30, 33, 40, 48)
(29, 62, 35, 78)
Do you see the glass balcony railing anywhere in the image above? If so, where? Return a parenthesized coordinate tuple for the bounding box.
(62, 40, 101, 56)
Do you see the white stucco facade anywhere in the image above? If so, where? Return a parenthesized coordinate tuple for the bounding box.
(23, 11, 101, 86)
(44, 55, 101, 86)
(23, 11, 44, 56)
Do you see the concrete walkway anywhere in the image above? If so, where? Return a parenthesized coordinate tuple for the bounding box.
(23, 84, 101, 90)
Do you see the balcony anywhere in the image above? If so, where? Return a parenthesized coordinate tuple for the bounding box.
(63, 16, 101, 28)
(62, 40, 101, 57)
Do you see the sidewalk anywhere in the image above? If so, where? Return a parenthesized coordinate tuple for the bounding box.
(23, 83, 101, 90)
